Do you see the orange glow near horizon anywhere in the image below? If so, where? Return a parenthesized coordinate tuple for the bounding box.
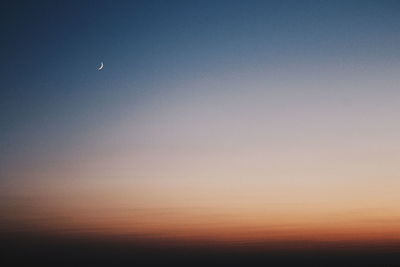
(3, 171, 400, 245)
(2, 73, 400, 248)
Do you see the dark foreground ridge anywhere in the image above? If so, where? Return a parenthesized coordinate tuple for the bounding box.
(2, 233, 400, 267)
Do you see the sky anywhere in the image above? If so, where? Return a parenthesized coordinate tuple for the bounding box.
(1, 0, 400, 246)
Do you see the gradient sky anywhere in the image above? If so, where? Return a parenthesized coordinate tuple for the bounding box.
(2, 0, 400, 244)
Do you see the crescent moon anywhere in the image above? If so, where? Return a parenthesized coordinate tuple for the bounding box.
(98, 62, 104, 70)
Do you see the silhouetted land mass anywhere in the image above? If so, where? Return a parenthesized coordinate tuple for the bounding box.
(2, 232, 400, 266)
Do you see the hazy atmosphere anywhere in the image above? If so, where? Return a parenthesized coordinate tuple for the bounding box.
(2, 1, 400, 265)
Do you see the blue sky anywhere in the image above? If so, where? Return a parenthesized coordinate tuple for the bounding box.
(2, 0, 400, 240)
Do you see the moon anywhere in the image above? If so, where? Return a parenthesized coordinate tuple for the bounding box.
(98, 62, 104, 70)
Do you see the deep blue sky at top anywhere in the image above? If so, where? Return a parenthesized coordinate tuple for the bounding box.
(1, 0, 400, 167)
